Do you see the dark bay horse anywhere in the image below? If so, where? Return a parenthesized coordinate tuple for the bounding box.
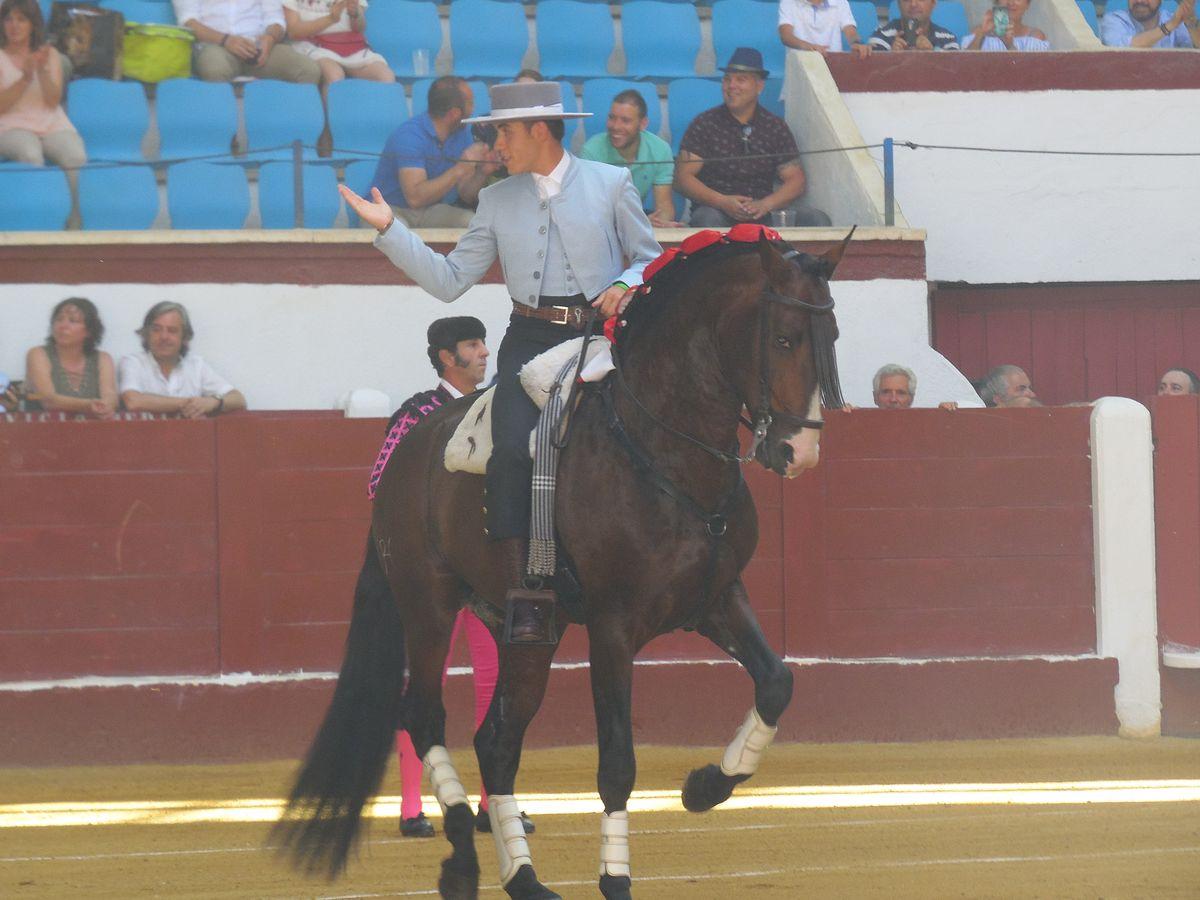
(274, 229, 849, 900)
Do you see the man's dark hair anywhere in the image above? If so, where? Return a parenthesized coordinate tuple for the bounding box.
(427, 76, 469, 119)
(0, 0, 46, 49)
(427, 316, 486, 376)
(137, 301, 195, 358)
(537, 119, 565, 142)
(612, 89, 648, 120)
(46, 297, 104, 355)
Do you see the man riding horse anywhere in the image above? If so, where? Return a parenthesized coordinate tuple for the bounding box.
(340, 80, 661, 645)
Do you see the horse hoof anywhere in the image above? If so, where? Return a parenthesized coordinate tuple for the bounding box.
(438, 859, 479, 900)
(599, 873, 633, 899)
(504, 864, 561, 899)
(681, 763, 747, 812)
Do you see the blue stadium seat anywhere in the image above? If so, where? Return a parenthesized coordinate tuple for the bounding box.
(1075, 0, 1099, 35)
(156, 79, 237, 161)
(450, 0, 529, 79)
(257, 162, 341, 229)
(99, 0, 175, 23)
(366, 0, 442, 77)
(327, 80, 408, 158)
(621, 2, 701, 80)
(67, 79, 148, 162)
(79, 165, 159, 230)
(846, 0, 881, 47)
(409, 79, 490, 118)
(760, 77, 784, 118)
(342, 158, 381, 227)
(667, 77, 721, 152)
(242, 81, 324, 161)
(712, 0, 784, 78)
(581, 78, 660, 139)
(537, 1, 614, 79)
(167, 161, 249, 228)
(0, 168, 70, 231)
(888, 0, 969, 39)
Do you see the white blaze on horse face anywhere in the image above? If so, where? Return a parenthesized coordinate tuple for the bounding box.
(599, 809, 631, 877)
(782, 393, 823, 478)
(488, 794, 534, 886)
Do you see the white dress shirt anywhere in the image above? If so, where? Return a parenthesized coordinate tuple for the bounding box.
(438, 378, 464, 399)
(118, 350, 235, 399)
(532, 150, 571, 200)
(778, 0, 856, 51)
(172, 0, 286, 38)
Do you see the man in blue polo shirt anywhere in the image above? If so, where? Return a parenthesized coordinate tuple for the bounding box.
(372, 76, 498, 227)
(1101, 0, 1198, 47)
(580, 90, 680, 227)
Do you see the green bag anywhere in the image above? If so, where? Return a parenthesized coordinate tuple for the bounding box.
(122, 23, 193, 83)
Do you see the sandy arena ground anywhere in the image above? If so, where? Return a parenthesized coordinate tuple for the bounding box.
(2, 737, 1199, 899)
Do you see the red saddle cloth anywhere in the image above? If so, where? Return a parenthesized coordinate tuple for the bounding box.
(605, 224, 782, 344)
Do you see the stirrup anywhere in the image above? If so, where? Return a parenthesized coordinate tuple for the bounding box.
(502, 577, 559, 646)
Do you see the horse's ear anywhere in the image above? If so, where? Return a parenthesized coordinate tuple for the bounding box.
(818, 226, 857, 278)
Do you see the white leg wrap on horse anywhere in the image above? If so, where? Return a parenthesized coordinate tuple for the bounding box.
(423, 745, 468, 814)
(719, 707, 778, 777)
(488, 794, 533, 886)
(598, 810, 631, 878)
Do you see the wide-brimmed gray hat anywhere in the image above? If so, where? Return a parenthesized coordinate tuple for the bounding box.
(461, 81, 590, 125)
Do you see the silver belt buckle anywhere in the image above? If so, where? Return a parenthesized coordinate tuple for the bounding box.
(549, 305, 570, 326)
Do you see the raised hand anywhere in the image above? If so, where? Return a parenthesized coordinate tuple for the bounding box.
(339, 184, 395, 232)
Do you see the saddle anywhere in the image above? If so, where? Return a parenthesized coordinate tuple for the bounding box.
(443, 336, 612, 475)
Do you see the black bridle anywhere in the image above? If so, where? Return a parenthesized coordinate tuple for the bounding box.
(613, 246, 837, 467)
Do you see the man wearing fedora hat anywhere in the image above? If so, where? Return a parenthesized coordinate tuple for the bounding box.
(675, 47, 831, 228)
(340, 80, 660, 646)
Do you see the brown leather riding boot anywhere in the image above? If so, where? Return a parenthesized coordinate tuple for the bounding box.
(498, 537, 559, 645)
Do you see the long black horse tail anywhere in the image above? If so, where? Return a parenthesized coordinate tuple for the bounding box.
(271, 534, 406, 880)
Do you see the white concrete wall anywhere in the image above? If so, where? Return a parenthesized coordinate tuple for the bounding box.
(842, 90, 1200, 283)
(0, 277, 981, 410)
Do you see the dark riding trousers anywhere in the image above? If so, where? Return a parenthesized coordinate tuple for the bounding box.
(486, 295, 602, 540)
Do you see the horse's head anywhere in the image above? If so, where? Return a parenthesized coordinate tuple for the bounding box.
(722, 231, 850, 478)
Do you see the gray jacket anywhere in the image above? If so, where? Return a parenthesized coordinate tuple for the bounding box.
(374, 153, 661, 307)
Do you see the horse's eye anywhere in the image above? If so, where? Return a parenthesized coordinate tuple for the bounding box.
(774, 336, 793, 350)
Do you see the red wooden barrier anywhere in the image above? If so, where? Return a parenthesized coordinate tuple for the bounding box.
(0, 408, 1120, 761)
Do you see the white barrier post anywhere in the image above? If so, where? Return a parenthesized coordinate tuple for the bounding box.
(1090, 397, 1161, 737)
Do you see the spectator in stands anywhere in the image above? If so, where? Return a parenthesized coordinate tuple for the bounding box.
(778, 0, 872, 57)
(119, 301, 246, 418)
(1158, 367, 1200, 396)
(173, 0, 321, 83)
(0, 0, 86, 171)
(1101, 0, 1198, 47)
(675, 47, 831, 228)
(869, 0, 961, 50)
(977, 364, 1038, 407)
(515, 68, 543, 83)
(581, 90, 681, 228)
(963, 0, 1049, 50)
(873, 363, 916, 408)
(24, 297, 117, 418)
(282, 0, 395, 89)
(371, 76, 497, 227)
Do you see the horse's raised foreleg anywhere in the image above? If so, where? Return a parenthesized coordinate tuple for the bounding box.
(402, 601, 480, 900)
(474, 641, 560, 900)
(588, 621, 636, 900)
(682, 578, 793, 813)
